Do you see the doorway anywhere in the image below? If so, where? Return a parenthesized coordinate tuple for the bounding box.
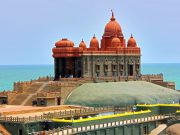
(128, 65, 133, 76)
(143, 126, 148, 134)
(18, 129, 23, 135)
(57, 97, 61, 105)
(77, 70, 81, 78)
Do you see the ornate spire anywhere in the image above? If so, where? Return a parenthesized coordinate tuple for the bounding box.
(111, 9, 115, 21)
(93, 34, 96, 38)
(131, 34, 133, 38)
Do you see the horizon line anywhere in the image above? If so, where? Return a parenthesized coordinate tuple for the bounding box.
(0, 63, 180, 66)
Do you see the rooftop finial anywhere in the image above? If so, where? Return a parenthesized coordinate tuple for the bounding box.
(111, 9, 114, 17)
(93, 34, 96, 38)
(110, 9, 115, 21)
(131, 34, 133, 38)
(82, 38, 84, 42)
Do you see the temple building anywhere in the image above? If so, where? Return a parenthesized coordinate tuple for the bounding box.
(52, 12, 141, 80)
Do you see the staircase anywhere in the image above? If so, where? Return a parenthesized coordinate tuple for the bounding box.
(149, 124, 167, 135)
(0, 124, 11, 135)
(9, 82, 47, 106)
(9, 93, 29, 105)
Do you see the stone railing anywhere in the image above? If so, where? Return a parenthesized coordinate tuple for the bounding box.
(141, 74, 163, 82)
(13, 81, 32, 92)
(36, 92, 59, 97)
(32, 115, 169, 135)
(37, 76, 54, 82)
(37, 74, 165, 84)
(48, 81, 80, 87)
(0, 107, 114, 123)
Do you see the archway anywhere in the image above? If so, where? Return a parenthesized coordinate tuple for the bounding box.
(128, 64, 133, 76)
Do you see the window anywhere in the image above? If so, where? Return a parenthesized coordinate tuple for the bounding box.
(104, 65, 108, 70)
(96, 65, 100, 71)
(113, 65, 116, 70)
(119, 64, 124, 76)
(143, 126, 148, 134)
(112, 65, 116, 70)
(119, 65, 123, 71)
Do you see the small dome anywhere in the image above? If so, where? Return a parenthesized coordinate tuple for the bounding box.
(79, 39, 87, 50)
(104, 11, 122, 36)
(55, 38, 74, 47)
(127, 34, 137, 47)
(90, 35, 99, 49)
(111, 36, 121, 48)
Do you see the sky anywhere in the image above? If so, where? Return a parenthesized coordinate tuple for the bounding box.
(0, 0, 180, 65)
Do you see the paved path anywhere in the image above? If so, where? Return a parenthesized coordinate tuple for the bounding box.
(149, 124, 167, 135)
(21, 82, 48, 106)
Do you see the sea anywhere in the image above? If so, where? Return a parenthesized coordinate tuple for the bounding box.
(0, 63, 180, 91)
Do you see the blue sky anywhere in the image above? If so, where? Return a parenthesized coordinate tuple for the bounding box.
(0, 0, 180, 65)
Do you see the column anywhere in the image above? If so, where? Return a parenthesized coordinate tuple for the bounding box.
(91, 55, 94, 79)
(117, 56, 120, 81)
(115, 127, 119, 135)
(105, 129, 110, 135)
(125, 60, 128, 80)
(96, 131, 100, 135)
(133, 60, 136, 80)
(82, 57, 85, 78)
(54, 58, 60, 80)
(139, 57, 141, 76)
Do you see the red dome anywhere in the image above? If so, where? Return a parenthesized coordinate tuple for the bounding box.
(55, 38, 74, 47)
(90, 35, 99, 49)
(127, 34, 137, 47)
(111, 36, 121, 48)
(79, 39, 87, 50)
(104, 12, 122, 36)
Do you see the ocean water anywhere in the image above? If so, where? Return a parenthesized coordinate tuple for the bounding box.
(141, 63, 180, 90)
(0, 65, 54, 91)
(0, 64, 180, 91)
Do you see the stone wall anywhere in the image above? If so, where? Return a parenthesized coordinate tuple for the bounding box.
(141, 74, 175, 90)
(13, 81, 32, 92)
(13, 76, 53, 92)
(82, 55, 141, 79)
(35, 81, 80, 106)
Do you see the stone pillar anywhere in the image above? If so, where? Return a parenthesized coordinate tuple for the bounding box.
(82, 56, 89, 78)
(96, 131, 101, 135)
(133, 60, 136, 80)
(81, 57, 85, 78)
(139, 57, 141, 76)
(54, 58, 60, 80)
(105, 129, 110, 135)
(86, 132, 91, 135)
(115, 127, 119, 135)
(140, 125, 143, 135)
(91, 55, 94, 79)
(131, 125, 135, 135)
(117, 56, 120, 80)
(125, 60, 128, 80)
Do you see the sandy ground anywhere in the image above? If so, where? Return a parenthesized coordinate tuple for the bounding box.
(166, 123, 180, 135)
(149, 124, 167, 135)
(0, 105, 82, 118)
